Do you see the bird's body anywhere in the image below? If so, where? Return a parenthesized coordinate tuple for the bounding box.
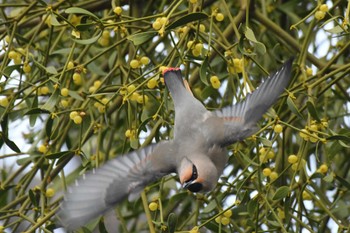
(57, 59, 293, 231)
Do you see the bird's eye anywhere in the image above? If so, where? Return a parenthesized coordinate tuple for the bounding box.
(190, 164, 198, 181)
(187, 182, 203, 192)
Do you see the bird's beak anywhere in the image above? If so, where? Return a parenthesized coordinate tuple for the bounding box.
(183, 179, 203, 193)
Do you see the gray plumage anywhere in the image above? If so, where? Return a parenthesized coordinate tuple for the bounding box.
(57, 59, 293, 231)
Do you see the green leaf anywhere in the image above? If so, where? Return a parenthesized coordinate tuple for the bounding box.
(45, 151, 74, 159)
(286, 96, 303, 119)
(334, 174, 350, 189)
(259, 137, 272, 147)
(17, 154, 41, 165)
(45, 66, 58, 75)
(2, 65, 21, 78)
(73, 31, 102, 45)
(28, 189, 39, 208)
(306, 100, 320, 121)
(50, 13, 63, 26)
(166, 12, 208, 31)
(247, 199, 258, 216)
(167, 213, 177, 233)
(200, 56, 209, 86)
(46, 117, 54, 138)
(1, 133, 21, 153)
(272, 186, 290, 201)
(327, 134, 350, 143)
(76, 22, 96, 31)
(68, 90, 85, 101)
(25, 108, 51, 115)
(127, 31, 157, 46)
(42, 90, 59, 112)
(65, 7, 99, 21)
(244, 26, 266, 54)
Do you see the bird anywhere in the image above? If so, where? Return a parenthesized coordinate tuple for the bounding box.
(57, 58, 294, 231)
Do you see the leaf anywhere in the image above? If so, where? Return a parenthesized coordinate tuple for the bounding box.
(306, 100, 320, 121)
(334, 174, 350, 190)
(127, 31, 157, 46)
(259, 137, 272, 147)
(76, 22, 96, 31)
(73, 31, 102, 45)
(42, 90, 59, 112)
(272, 186, 290, 201)
(167, 213, 177, 233)
(2, 65, 21, 78)
(247, 199, 258, 216)
(166, 12, 208, 30)
(244, 26, 266, 54)
(1, 133, 21, 153)
(286, 96, 303, 119)
(25, 108, 51, 115)
(28, 189, 39, 207)
(50, 13, 63, 26)
(17, 154, 41, 165)
(327, 134, 350, 143)
(46, 117, 54, 138)
(65, 7, 99, 21)
(45, 151, 74, 159)
(200, 56, 209, 86)
(68, 90, 85, 101)
(45, 66, 58, 75)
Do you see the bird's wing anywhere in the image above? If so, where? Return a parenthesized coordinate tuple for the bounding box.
(57, 142, 175, 231)
(214, 58, 293, 146)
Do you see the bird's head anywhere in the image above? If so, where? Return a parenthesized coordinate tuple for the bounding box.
(178, 156, 219, 193)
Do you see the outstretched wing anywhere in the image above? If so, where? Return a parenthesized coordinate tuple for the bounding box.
(214, 58, 293, 146)
(57, 142, 174, 231)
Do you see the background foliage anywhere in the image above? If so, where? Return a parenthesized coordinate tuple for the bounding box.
(1, 0, 350, 232)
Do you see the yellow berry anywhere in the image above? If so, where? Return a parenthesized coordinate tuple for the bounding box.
(130, 59, 140, 69)
(61, 88, 69, 97)
(274, 124, 283, 133)
(5, 35, 10, 43)
(45, 188, 55, 198)
(140, 56, 150, 65)
(23, 63, 32, 73)
(302, 190, 312, 200)
(288, 154, 298, 164)
(210, 76, 221, 89)
(69, 111, 78, 119)
(61, 99, 69, 108)
(189, 226, 199, 233)
(67, 61, 75, 69)
(306, 67, 313, 76)
(221, 216, 230, 225)
(148, 202, 158, 211)
(130, 92, 140, 101)
(137, 95, 149, 104)
(318, 164, 328, 174)
(259, 147, 266, 155)
(40, 86, 49, 95)
(97, 105, 105, 113)
(262, 168, 272, 177)
(8, 50, 18, 59)
(152, 21, 162, 30)
(192, 48, 201, 57)
(291, 159, 306, 171)
(101, 98, 109, 105)
(159, 17, 168, 25)
(319, 4, 328, 12)
(89, 86, 97, 93)
(199, 24, 205, 32)
(223, 209, 232, 218)
(215, 216, 221, 224)
(127, 84, 136, 93)
(315, 10, 326, 20)
(147, 78, 157, 89)
(72, 72, 82, 85)
(267, 150, 275, 159)
(299, 129, 309, 141)
(309, 133, 318, 143)
(159, 66, 167, 73)
(194, 43, 203, 51)
(215, 13, 224, 22)
(277, 208, 285, 220)
(13, 57, 22, 65)
(73, 115, 82, 124)
(113, 6, 123, 15)
(189, 0, 198, 4)
(187, 40, 194, 49)
(0, 98, 9, 107)
(94, 80, 102, 88)
(125, 129, 132, 138)
(309, 124, 318, 132)
(38, 144, 48, 153)
(269, 171, 278, 181)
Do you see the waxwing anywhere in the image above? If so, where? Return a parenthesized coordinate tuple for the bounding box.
(57, 58, 293, 230)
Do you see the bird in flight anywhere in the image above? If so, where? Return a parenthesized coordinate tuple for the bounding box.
(57, 58, 293, 231)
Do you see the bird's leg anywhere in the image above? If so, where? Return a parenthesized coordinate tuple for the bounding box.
(183, 79, 193, 96)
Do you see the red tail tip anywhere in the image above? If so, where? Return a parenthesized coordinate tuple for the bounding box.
(162, 67, 180, 76)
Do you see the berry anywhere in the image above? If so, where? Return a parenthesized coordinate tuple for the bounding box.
(302, 190, 312, 200)
(199, 24, 206, 32)
(130, 92, 140, 101)
(61, 88, 69, 97)
(221, 216, 230, 225)
(130, 59, 140, 69)
(299, 129, 309, 141)
(187, 40, 194, 49)
(101, 98, 108, 105)
(215, 13, 224, 22)
(189, 0, 198, 4)
(140, 56, 150, 65)
(40, 86, 49, 95)
(266, 150, 275, 159)
(210, 76, 221, 89)
(148, 202, 158, 211)
(72, 72, 82, 85)
(69, 111, 78, 120)
(152, 21, 162, 30)
(315, 10, 326, 20)
(223, 209, 232, 218)
(38, 144, 48, 153)
(127, 84, 136, 93)
(61, 99, 69, 108)
(189, 226, 199, 233)
(147, 78, 157, 89)
(215, 216, 221, 224)
(89, 86, 97, 93)
(94, 80, 102, 88)
(113, 6, 123, 15)
(319, 4, 328, 12)
(194, 43, 203, 51)
(274, 124, 283, 133)
(67, 61, 75, 69)
(318, 164, 328, 174)
(288, 154, 298, 164)
(45, 188, 55, 198)
(125, 129, 132, 138)
(269, 171, 278, 181)
(23, 63, 32, 73)
(0, 98, 9, 107)
(192, 48, 201, 57)
(73, 115, 82, 124)
(8, 50, 18, 59)
(306, 67, 313, 76)
(262, 168, 272, 176)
